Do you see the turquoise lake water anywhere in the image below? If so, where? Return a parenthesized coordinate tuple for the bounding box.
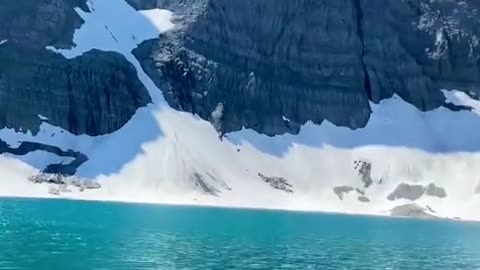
(0, 198, 480, 270)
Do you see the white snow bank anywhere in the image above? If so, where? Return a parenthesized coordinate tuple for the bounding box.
(228, 92, 480, 156)
(0, 0, 479, 221)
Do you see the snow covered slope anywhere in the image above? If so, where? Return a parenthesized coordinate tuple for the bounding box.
(1, 0, 480, 220)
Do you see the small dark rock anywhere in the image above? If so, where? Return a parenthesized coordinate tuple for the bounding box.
(354, 160, 374, 188)
(358, 196, 370, 203)
(258, 173, 293, 193)
(333, 186, 354, 200)
(387, 183, 426, 201)
(425, 183, 447, 198)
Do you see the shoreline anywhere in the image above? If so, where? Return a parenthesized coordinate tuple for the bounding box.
(1, 194, 479, 224)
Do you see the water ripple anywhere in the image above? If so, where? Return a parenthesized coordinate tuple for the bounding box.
(0, 198, 480, 269)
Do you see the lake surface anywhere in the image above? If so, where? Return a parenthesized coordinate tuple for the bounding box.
(0, 198, 479, 270)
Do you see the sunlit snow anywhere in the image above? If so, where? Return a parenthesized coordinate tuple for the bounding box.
(1, 0, 479, 221)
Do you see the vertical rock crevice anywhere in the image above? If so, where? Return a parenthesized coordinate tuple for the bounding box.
(353, 0, 372, 101)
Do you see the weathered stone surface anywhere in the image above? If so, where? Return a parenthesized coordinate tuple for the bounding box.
(390, 203, 438, 219)
(0, 44, 151, 135)
(387, 183, 426, 201)
(1, 0, 479, 140)
(29, 173, 101, 195)
(333, 186, 354, 200)
(0, 0, 88, 49)
(258, 173, 293, 193)
(0, 0, 152, 136)
(133, 0, 480, 136)
(425, 183, 447, 198)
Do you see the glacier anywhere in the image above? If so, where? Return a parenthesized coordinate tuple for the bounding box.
(1, 0, 480, 221)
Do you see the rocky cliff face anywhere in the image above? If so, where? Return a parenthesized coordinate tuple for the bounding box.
(0, 0, 151, 135)
(132, 0, 480, 136)
(1, 0, 479, 138)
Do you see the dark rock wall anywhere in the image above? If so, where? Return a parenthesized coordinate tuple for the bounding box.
(0, 0, 478, 138)
(0, 0, 88, 49)
(0, 0, 151, 135)
(133, 0, 480, 136)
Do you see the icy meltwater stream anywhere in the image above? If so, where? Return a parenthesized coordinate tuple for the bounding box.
(0, 198, 479, 270)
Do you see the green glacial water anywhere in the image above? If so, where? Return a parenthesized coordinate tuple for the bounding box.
(0, 198, 480, 269)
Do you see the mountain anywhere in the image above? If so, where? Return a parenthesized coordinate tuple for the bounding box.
(0, 0, 479, 220)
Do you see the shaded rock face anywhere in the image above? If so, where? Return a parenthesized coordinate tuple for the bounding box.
(0, 0, 151, 135)
(133, 0, 480, 136)
(0, 0, 88, 49)
(0, 139, 87, 175)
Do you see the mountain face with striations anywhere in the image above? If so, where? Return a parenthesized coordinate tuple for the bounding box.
(0, 0, 480, 220)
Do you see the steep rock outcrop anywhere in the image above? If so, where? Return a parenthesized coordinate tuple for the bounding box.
(0, 0, 88, 49)
(133, 0, 480, 136)
(0, 44, 151, 135)
(0, 0, 152, 135)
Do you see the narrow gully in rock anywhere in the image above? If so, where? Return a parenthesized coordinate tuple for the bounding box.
(353, 0, 373, 102)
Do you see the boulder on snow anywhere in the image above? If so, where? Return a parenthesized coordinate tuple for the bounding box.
(28, 173, 101, 195)
(333, 186, 354, 200)
(425, 183, 447, 198)
(258, 173, 293, 193)
(388, 182, 448, 201)
(358, 196, 370, 203)
(390, 204, 438, 219)
(387, 183, 426, 201)
(353, 160, 373, 188)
